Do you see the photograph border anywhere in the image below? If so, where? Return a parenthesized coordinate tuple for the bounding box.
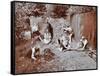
(11, 1, 98, 75)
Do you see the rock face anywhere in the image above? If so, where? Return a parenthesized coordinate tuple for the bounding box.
(82, 11, 97, 49)
(70, 11, 97, 50)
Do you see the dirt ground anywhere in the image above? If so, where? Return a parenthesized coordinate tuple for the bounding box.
(15, 36, 96, 74)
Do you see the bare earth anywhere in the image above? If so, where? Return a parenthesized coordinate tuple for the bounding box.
(15, 38, 96, 74)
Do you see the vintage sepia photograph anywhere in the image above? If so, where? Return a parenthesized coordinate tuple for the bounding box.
(11, 1, 97, 74)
